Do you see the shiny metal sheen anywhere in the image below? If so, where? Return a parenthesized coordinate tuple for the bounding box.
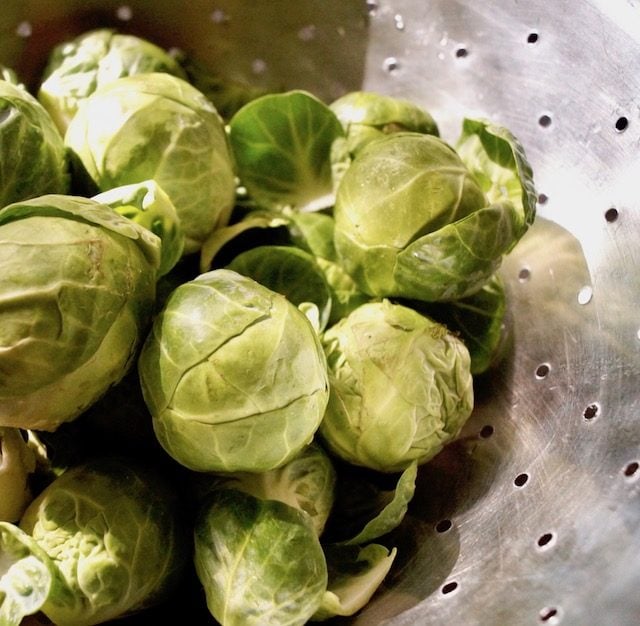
(2, 1, 640, 625)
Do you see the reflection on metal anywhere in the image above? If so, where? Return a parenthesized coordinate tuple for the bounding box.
(2, 1, 639, 624)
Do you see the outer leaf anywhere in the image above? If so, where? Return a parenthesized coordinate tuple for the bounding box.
(194, 489, 328, 626)
(228, 90, 344, 211)
(394, 201, 521, 301)
(456, 117, 537, 236)
(286, 211, 337, 262)
(312, 544, 397, 621)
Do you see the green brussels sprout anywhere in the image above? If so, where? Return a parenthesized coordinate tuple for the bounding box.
(194, 488, 328, 626)
(138, 269, 330, 473)
(330, 90, 439, 158)
(93, 180, 185, 277)
(334, 126, 535, 302)
(0, 81, 68, 208)
(0, 428, 37, 523)
(0, 194, 160, 431)
(38, 28, 187, 134)
(0, 457, 188, 626)
(65, 72, 236, 254)
(320, 300, 473, 472)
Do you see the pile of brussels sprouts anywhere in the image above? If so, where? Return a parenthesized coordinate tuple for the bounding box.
(0, 28, 536, 626)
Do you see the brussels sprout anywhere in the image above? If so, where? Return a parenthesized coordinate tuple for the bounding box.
(313, 543, 397, 621)
(0, 81, 68, 208)
(227, 244, 333, 331)
(38, 28, 187, 134)
(65, 72, 236, 254)
(194, 488, 328, 626)
(334, 127, 534, 302)
(0, 195, 160, 431)
(228, 90, 344, 212)
(93, 180, 185, 277)
(138, 269, 329, 473)
(0, 428, 37, 523)
(330, 90, 439, 158)
(1, 457, 189, 626)
(320, 300, 473, 472)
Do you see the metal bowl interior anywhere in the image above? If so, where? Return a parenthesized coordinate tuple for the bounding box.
(2, 1, 640, 624)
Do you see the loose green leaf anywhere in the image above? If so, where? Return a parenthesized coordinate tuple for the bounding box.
(340, 461, 418, 546)
(312, 544, 397, 621)
(227, 245, 333, 331)
(229, 90, 344, 211)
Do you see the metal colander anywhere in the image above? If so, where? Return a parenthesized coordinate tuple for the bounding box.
(2, 1, 640, 624)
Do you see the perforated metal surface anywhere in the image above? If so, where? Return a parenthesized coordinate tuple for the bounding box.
(2, 2, 640, 624)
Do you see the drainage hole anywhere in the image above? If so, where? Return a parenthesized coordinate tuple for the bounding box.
(615, 116, 629, 132)
(583, 403, 599, 421)
(527, 31, 539, 44)
(518, 267, 531, 282)
(514, 473, 529, 488)
(479, 424, 494, 439)
(538, 114, 552, 128)
(624, 461, 639, 478)
(605, 207, 619, 223)
(441, 581, 458, 595)
(539, 606, 560, 623)
(537, 532, 555, 549)
(535, 363, 550, 379)
(435, 519, 453, 533)
(455, 46, 468, 58)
